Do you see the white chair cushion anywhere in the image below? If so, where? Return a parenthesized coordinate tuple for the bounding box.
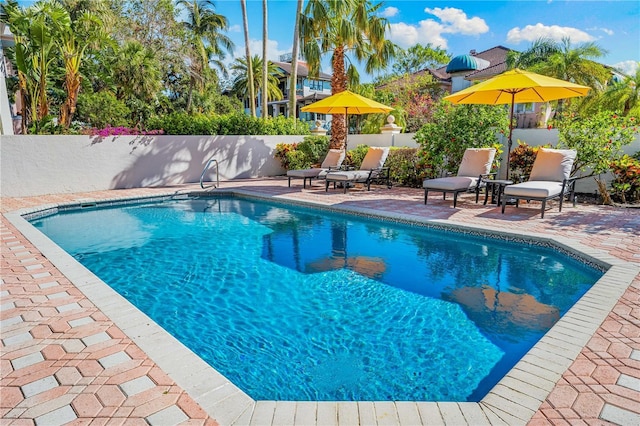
(503, 181, 563, 198)
(320, 149, 345, 168)
(457, 148, 496, 177)
(529, 148, 576, 182)
(360, 147, 390, 170)
(287, 168, 324, 178)
(423, 176, 478, 191)
(325, 170, 373, 182)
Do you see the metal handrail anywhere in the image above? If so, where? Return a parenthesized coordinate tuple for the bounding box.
(200, 158, 219, 189)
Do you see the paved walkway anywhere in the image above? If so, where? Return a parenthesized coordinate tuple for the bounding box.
(1, 179, 639, 425)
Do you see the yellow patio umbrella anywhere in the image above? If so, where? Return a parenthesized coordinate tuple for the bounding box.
(444, 69, 590, 178)
(301, 90, 394, 148)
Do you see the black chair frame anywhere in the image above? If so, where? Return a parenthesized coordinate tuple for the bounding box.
(501, 177, 579, 218)
(325, 167, 392, 194)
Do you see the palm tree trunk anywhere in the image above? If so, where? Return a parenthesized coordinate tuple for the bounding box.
(240, 0, 256, 117)
(186, 76, 195, 112)
(288, 0, 303, 123)
(61, 64, 82, 129)
(330, 45, 347, 150)
(261, 0, 268, 118)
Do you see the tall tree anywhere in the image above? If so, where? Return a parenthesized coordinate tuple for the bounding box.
(507, 37, 609, 88)
(300, 0, 395, 149)
(230, 55, 283, 103)
(261, 0, 268, 117)
(54, 9, 111, 128)
(288, 0, 303, 121)
(1, 0, 63, 132)
(177, 0, 234, 111)
(112, 40, 162, 125)
(582, 66, 640, 117)
(391, 43, 450, 75)
(240, 0, 256, 117)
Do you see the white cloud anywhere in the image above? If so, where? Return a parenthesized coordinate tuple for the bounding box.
(612, 60, 639, 76)
(380, 6, 399, 18)
(388, 20, 448, 49)
(388, 7, 487, 49)
(587, 26, 614, 36)
(506, 23, 595, 44)
(232, 39, 290, 63)
(228, 24, 241, 33)
(424, 7, 489, 35)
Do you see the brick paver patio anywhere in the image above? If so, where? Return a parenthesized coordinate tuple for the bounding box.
(1, 179, 638, 425)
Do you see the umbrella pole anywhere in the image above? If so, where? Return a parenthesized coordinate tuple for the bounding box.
(506, 94, 515, 180)
(344, 109, 348, 151)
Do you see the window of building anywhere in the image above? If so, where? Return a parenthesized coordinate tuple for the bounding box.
(515, 103, 535, 113)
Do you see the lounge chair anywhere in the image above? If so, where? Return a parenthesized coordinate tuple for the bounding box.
(287, 149, 346, 188)
(501, 148, 578, 218)
(423, 148, 496, 207)
(324, 147, 391, 193)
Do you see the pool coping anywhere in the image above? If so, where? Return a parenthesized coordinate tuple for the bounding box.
(5, 189, 639, 426)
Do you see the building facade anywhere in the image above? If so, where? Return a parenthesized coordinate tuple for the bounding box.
(249, 53, 333, 126)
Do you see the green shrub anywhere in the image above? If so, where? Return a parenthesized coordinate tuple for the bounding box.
(296, 136, 331, 164)
(76, 91, 131, 128)
(414, 99, 508, 176)
(385, 147, 424, 187)
(274, 135, 330, 170)
(147, 112, 310, 135)
(609, 154, 640, 204)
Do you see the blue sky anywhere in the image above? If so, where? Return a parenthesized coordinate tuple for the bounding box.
(216, 0, 639, 81)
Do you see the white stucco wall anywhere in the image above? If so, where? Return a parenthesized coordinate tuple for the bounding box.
(0, 134, 300, 197)
(349, 129, 639, 194)
(1, 130, 638, 198)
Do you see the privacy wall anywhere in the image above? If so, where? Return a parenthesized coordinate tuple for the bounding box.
(1, 131, 638, 197)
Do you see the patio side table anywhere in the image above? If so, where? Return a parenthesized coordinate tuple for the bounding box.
(483, 179, 513, 205)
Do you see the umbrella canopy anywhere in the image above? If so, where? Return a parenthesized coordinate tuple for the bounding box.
(306, 255, 386, 279)
(444, 69, 590, 178)
(301, 90, 394, 148)
(447, 286, 560, 336)
(301, 90, 394, 115)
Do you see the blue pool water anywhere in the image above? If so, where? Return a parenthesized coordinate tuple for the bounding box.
(31, 197, 602, 401)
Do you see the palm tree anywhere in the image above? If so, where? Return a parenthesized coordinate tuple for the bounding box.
(508, 37, 610, 89)
(582, 66, 640, 117)
(261, 0, 268, 117)
(54, 9, 111, 128)
(300, 0, 395, 149)
(112, 40, 162, 125)
(605, 67, 640, 116)
(230, 55, 284, 104)
(1, 0, 64, 132)
(288, 0, 304, 121)
(177, 0, 234, 111)
(239, 0, 255, 117)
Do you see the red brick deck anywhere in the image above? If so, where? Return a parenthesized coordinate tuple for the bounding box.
(1, 179, 639, 425)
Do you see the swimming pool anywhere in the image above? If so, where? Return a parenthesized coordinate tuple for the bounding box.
(30, 196, 602, 402)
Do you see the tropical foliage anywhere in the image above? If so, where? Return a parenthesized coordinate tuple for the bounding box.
(274, 135, 330, 170)
(390, 43, 450, 76)
(300, 0, 395, 148)
(230, 55, 284, 107)
(414, 99, 509, 176)
(554, 111, 638, 204)
(609, 154, 640, 204)
(0, 0, 243, 133)
(147, 113, 308, 136)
